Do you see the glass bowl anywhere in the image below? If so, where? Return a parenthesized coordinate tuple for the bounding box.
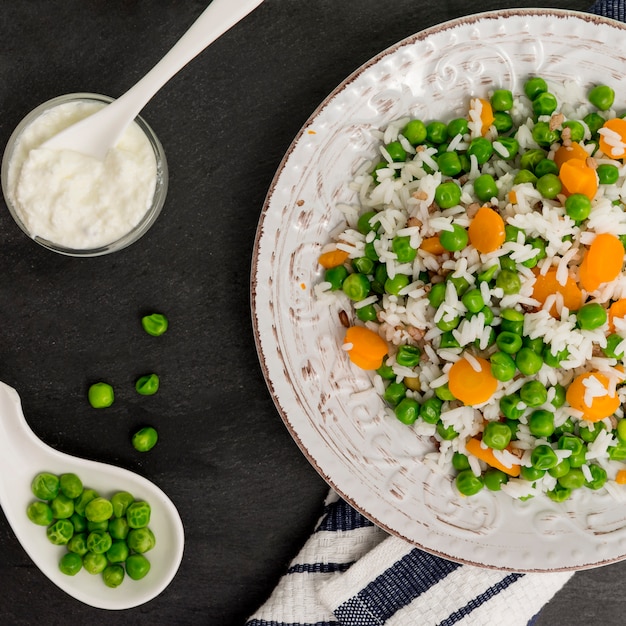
(1, 93, 168, 257)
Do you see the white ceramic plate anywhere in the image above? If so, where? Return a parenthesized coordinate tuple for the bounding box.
(251, 9, 626, 571)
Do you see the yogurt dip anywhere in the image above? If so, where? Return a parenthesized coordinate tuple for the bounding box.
(3, 95, 165, 253)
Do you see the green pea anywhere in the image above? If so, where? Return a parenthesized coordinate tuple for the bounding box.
(428, 282, 446, 308)
(325, 265, 349, 290)
(83, 552, 108, 575)
(500, 308, 524, 334)
(495, 269, 521, 295)
(356, 303, 378, 322)
(68, 512, 86, 533)
(402, 119, 427, 145)
(74, 488, 99, 516)
(426, 121, 448, 145)
(597, 163, 619, 185)
(51, 493, 74, 520)
(483, 421, 512, 450)
(520, 148, 546, 172)
(88, 382, 114, 409)
(534, 158, 558, 177)
(107, 540, 130, 564)
(342, 273, 370, 301)
(85, 497, 113, 523)
(536, 173, 562, 199)
(461, 288, 484, 314)
(585, 463, 607, 489)
(520, 465, 545, 482)
(447, 275, 469, 295)
(548, 459, 570, 479)
(584, 112, 605, 135)
(125, 554, 151, 581)
(67, 533, 89, 555)
(472, 173, 498, 202)
(439, 225, 468, 252)
(127, 527, 156, 554)
(395, 397, 420, 424)
(395, 345, 421, 368)
(558, 468, 586, 490)
(500, 393, 525, 420)
(484, 468, 509, 491)
(505, 419, 519, 440)
(127, 501, 151, 529)
(384, 141, 407, 162)
(523, 335, 544, 355)
(59, 473, 83, 499)
(88, 519, 108, 532)
(558, 434, 584, 455)
(434, 383, 455, 401)
(542, 345, 567, 368)
(494, 135, 518, 158)
(31, 472, 60, 501)
(357, 210, 378, 235)
(452, 452, 471, 471)
(109, 517, 130, 541)
(141, 313, 168, 336)
(372, 161, 389, 183)
(562, 120, 585, 142)
(447, 118, 469, 138)
(576, 302, 607, 330)
(589, 84, 615, 111)
(604, 333, 626, 359)
(532, 121, 558, 147)
(530, 444, 558, 470)
(477, 264, 499, 283)
(490, 351, 516, 382)
(352, 257, 374, 275)
(493, 112, 513, 134)
(383, 381, 406, 407)
(499, 255, 517, 272)
(569, 450, 588, 468)
(471, 305, 494, 325)
(490, 89, 513, 111)
(132, 426, 159, 452)
(519, 380, 548, 408)
(419, 397, 443, 424)
(455, 469, 484, 496)
(524, 77, 548, 100)
(608, 440, 626, 461)
(547, 484, 572, 502)
(437, 151, 462, 177)
(377, 362, 396, 380)
(103, 565, 125, 588)
(436, 314, 459, 332)
(46, 519, 74, 546)
(135, 373, 160, 396)
(554, 418, 575, 438)
(467, 137, 493, 165)
(27, 501, 54, 526)
(513, 169, 537, 185)
(515, 347, 543, 376)
(617, 419, 626, 442)
(392, 235, 417, 263)
(364, 240, 380, 261)
(435, 181, 462, 209)
(580, 422, 605, 443)
(59, 553, 83, 577)
(385, 273, 410, 296)
(528, 409, 555, 438)
(533, 91, 558, 116)
(87, 530, 113, 555)
(551, 384, 567, 408)
(495, 331, 522, 354)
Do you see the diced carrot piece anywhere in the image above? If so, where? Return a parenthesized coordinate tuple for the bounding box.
(318, 248, 350, 269)
(508, 190, 517, 205)
(615, 469, 626, 484)
(554, 142, 588, 168)
(609, 298, 626, 333)
(448, 356, 498, 405)
(559, 158, 598, 199)
(465, 437, 521, 477)
(579, 233, 624, 292)
(599, 118, 626, 159)
(420, 235, 445, 255)
(565, 371, 620, 422)
(532, 268, 583, 316)
(343, 326, 388, 370)
(468, 206, 506, 253)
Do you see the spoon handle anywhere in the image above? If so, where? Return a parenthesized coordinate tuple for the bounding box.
(43, 0, 264, 158)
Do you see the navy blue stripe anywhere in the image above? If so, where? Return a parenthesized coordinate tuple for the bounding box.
(527, 611, 541, 626)
(286, 561, 353, 575)
(437, 573, 525, 626)
(316, 498, 375, 533)
(246, 621, 339, 626)
(334, 548, 461, 624)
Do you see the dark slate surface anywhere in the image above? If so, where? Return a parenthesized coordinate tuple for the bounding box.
(0, 1, 623, 624)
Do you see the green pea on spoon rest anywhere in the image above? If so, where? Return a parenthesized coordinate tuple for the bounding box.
(0, 381, 184, 609)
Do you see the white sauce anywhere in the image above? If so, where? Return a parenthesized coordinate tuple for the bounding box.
(6, 100, 158, 249)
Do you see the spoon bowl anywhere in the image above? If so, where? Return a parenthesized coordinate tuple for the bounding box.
(0, 381, 184, 609)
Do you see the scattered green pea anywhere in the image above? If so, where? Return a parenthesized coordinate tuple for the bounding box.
(59, 552, 83, 576)
(455, 470, 484, 496)
(141, 312, 168, 336)
(135, 373, 160, 396)
(435, 181, 462, 209)
(439, 225, 468, 252)
(589, 84, 615, 111)
(132, 426, 159, 452)
(342, 273, 370, 301)
(88, 382, 115, 409)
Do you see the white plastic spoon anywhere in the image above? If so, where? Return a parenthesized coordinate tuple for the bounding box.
(0, 381, 184, 609)
(42, 0, 265, 160)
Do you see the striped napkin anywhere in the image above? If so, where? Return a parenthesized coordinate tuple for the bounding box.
(247, 3, 621, 624)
